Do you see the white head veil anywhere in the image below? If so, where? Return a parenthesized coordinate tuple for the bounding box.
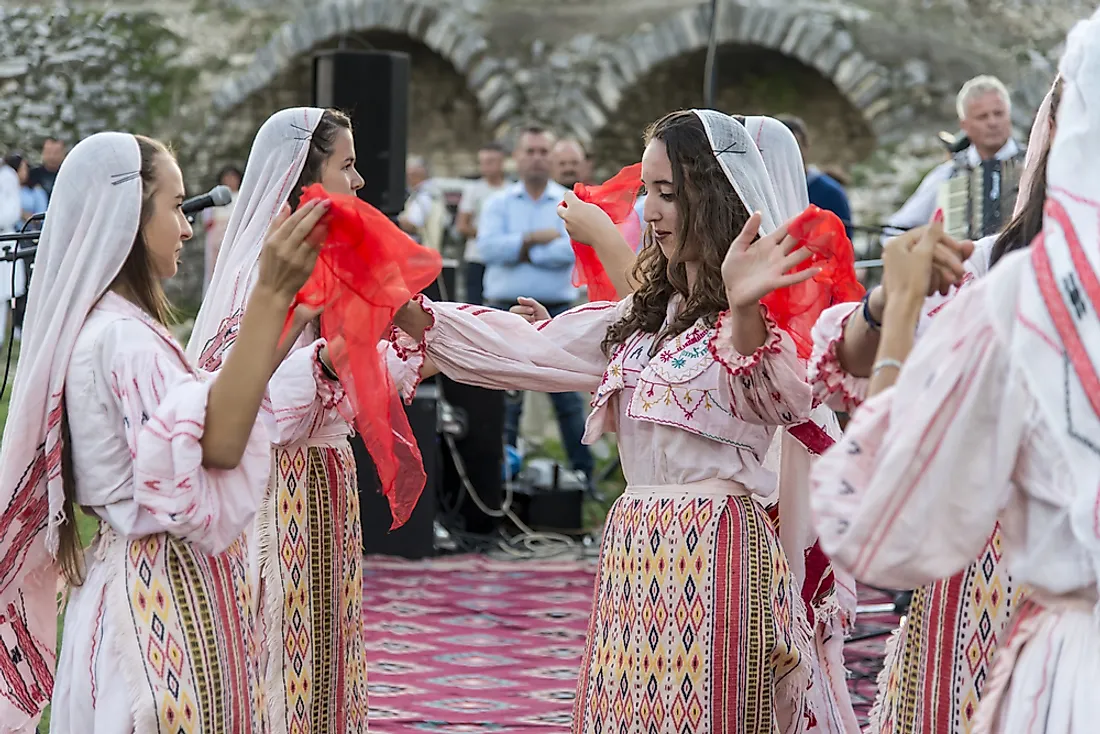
(691, 109, 783, 234)
(690, 110, 834, 605)
(743, 116, 809, 221)
(1015, 7, 1100, 605)
(1014, 77, 1060, 219)
(188, 107, 325, 365)
(0, 132, 143, 727)
(734, 115, 846, 599)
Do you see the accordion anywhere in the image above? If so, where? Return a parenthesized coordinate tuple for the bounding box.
(937, 151, 1026, 240)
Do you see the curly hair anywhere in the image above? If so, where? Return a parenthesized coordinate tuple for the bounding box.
(601, 110, 752, 357)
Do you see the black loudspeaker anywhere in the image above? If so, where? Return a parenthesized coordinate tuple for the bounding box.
(419, 260, 458, 303)
(356, 382, 439, 559)
(437, 377, 505, 535)
(312, 50, 409, 215)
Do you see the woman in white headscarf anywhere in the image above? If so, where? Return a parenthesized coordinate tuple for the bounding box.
(0, 131, 324, 732)
(808, 76, 1061, 734)
(389, 109, 828, 732)
(809, 7, 1100, 731)
(739, 114, 860, 734)
(187, 107, 390, 734)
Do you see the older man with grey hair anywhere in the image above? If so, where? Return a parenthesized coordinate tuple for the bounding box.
(885, 74, 1023, 240)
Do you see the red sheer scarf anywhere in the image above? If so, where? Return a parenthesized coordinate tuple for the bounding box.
(761, 205, 865, 360)
(570, 163, 644, 302)
(289, 184, 442, 529)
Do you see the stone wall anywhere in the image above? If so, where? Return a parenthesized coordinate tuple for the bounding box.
(0, 6, 191, 153)
(591, 44, 875, 177)
(0, 0, 1086, 305)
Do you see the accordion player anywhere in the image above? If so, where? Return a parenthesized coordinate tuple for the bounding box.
(936, 145, 1027, 240)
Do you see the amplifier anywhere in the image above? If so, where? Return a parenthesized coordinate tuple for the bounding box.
(356, 381, 440, 559)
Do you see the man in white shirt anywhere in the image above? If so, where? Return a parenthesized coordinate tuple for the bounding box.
(455, 142, 509, 305)
(0, 159, 21, 235)
(886, 75, 1021, 238)
(399, 155, 446, 250)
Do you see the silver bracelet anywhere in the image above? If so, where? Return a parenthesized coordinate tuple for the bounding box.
(871, 358, 904, 376)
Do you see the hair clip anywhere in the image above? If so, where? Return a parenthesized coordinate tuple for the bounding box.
(289, 123, 315, 142)
(110, 171, 141, 186)
(713, 141, 747, 156)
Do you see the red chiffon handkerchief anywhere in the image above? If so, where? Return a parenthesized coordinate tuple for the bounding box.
(570, 163, 644, 302)
(762, 205, 864, 360)
(290, 184, 442, 529)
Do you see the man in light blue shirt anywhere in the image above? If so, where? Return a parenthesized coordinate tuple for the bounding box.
(478, 127, 577, 305)
(476, 125, 592, 482)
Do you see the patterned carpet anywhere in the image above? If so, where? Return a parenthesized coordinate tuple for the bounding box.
(364, 555, 901, 732)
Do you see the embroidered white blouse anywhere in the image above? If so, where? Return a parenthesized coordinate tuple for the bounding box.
(810, 235, 996, 413)
(808, 251, 1094, 598)
(64, 291, 270, 552)
(51, 292, 272, 734)
(393, 297, 813, 494)
(200, 320, 423, 448)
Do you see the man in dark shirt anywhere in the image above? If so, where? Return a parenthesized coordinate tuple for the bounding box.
(28, 137, 65, 202)
(777, 116, 853, 239)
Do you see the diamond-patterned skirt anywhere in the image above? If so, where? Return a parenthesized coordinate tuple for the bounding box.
(116, 530, 267, 733)
(870, 524, 1027, 734)
(259, 439, 369, 734)
(571, 487, 812, 734)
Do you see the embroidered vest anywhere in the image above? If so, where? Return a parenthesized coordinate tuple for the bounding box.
(586, 320, 775, 462)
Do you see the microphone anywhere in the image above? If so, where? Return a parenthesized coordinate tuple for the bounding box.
(182, 185, 233, 217)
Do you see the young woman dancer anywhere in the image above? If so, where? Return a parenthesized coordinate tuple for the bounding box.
(738, 114, 860, 734)
(391, 109, 832, 733)
(187, 106, 413, 734)
(0, 131, 324, 732)
(809, 10, 1098, 730)
(808, 76, 1060, 734)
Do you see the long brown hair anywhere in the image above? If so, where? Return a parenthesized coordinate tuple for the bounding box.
(287, 108, 353, 211)
(57, 134, 175, 586)
(990, 77, 1064, 268)
(602, 110, 751, 357)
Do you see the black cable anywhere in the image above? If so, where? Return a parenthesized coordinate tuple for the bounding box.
(0, 220, 37, 401)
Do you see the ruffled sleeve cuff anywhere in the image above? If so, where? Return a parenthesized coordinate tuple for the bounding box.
(133, 379, 271, 556)
(310, 340, 348, 412)
(808, 302, 868, 413)
(709, 305, 812, 425)
(381, 335, 427, 405)
(386, 295, 437, 404)
(708, 304, 787, 377)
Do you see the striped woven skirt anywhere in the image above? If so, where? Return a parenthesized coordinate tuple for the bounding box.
(258, 439, 369, 734)
(53, 529, 267, 733)
(870, 524, 1026, 734)
(571, 481, 813, 734)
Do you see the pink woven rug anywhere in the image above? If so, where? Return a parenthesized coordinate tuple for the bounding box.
(363, 555, 897, 732)
(364, 554, 597, 733)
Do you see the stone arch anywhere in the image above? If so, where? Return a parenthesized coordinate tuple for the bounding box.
(585, 2, 894, 169)
(203, 0, 496, 177)
(212, 0, 491, 114)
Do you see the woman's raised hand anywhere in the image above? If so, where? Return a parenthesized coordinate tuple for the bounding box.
(510, 296, 551, 324)
(556, 190, 619, 248)
(721, 212, 819, 309)
(256, 200, 330, 301)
